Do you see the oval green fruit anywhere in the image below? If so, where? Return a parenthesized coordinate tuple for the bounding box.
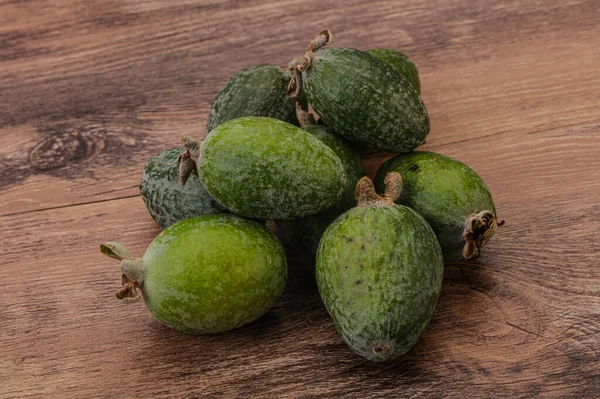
(375, 151, 501, 260)
(206, 65, 298, 132)
(366, 49, 421, 94)
(139, 148, 228, 228)
(316, 174, 443, 361)
(100, 215, 287, 334)
(292, 32, 429, 152)
(181, 117, 346, 220)
(276, 123, 363, 255)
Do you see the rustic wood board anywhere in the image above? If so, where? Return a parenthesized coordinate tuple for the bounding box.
(1, 0, 599, 397)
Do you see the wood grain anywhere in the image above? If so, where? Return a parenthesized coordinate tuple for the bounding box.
(1, 0, 599, 397)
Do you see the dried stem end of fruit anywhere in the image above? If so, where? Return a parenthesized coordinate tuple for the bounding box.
(177, 136, 202, 186)
(100, 242, 144, 302)
(356, 172, 402, 207)
(287, 30, 333, 99)
(463, 211, 503, 260)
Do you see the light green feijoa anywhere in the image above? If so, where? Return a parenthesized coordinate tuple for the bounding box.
(375, 151, 501, 260)
(178, 117, 346, 220)
(316, 173, 443, 361)
(140, 148, 228, 228)
(276, 122, 363, 255)
(206, 65, 298, 132)
(100, 215, 287, 334)
(289, 31, 429, 152)
(366, 49, 420, 94)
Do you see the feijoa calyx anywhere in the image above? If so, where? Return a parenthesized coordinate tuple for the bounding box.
(139, 148, 227, 228)
(316, 173, 444, 361)
(179, 116, 346, 220)
(207, 65, 298, 132)
(289, 31, 429, 152)
(276, 111, 363, 255)
(100, 214, 287, 334)
(375, 151, 502, 260)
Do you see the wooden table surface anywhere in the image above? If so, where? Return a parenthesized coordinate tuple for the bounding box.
(1, 0, 599, 397)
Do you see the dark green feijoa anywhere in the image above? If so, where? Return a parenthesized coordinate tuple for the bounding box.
(276, 120, 363, 255)
(316, 173, 443, 361)
(100, 214, 287, 334)
(139, 148, 228, 228)
(366, 49, 420, 94)
(206, 65, 298, 132)
(289, 31, 429, 152)
(179, 117, 346, 220)
(375, 151, 502, 260)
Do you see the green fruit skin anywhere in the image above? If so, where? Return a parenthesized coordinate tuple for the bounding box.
(375, 151, 497, 260)
(199, 117, 346, 219)
(302, 47, 429, 152)
(276, 125, 364, 255)
(140, 148, 228, 228)
(316, 205, 444, 361)
(141, 215, 287, 334)
(206, 65, 298, 132)
(366, 49, 421, 94)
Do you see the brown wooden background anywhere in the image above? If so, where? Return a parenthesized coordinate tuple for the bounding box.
(1, 0, 599, 397)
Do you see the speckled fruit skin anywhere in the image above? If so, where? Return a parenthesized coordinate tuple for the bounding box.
(375, 152, 497, 260)
(139, 148, 227, 228)
(199, 117, 346, 219)
(276, 125, 363, 255)
(206, 65, 298, 132)
(133, 215, 286, 334)
(302, 47, 429, 152)
(316, 201, 443, 361)
(366, 49, 421, 94)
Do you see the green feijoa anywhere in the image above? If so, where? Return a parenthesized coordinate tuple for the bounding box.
(290, 31, 429, 152)
(100, 214, 287, 334)
(179, 117, 346, 220)
(366, 49, 420, 94)
(276, 123, 363, 255)
(316, 173, 443, 361)
(375, 151, 501, 260)
(139, 148, 228, 228)
(206, 65, 298, 132)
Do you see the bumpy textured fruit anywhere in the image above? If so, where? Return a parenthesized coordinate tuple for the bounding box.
(139, 148, 227, 228)
(291, 32, 429, 152)
(206, 65, 298, 132)
(375, 151, 500, 260)
(180, 117, 346, 220)
(100, 215, 287, 334)
(316, 173, 443, 361)
(276, 123, 363, 255)
(366, 49, 420, 94)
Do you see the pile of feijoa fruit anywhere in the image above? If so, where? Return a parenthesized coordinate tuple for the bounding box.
(101, 30, 503, 361)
